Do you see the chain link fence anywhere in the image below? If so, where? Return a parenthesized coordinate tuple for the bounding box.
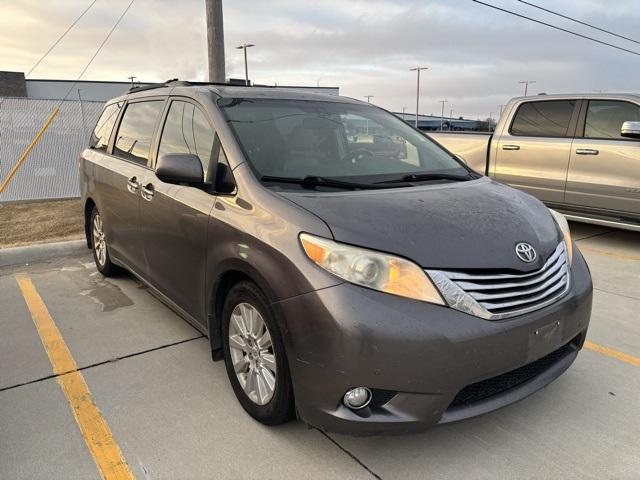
(0, 97, 103, 202)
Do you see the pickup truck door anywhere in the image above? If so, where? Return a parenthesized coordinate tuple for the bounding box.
(566, 99, 640, 217)
(494, 99, 580, 203)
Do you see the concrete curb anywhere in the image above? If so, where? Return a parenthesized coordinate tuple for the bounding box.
(0, 239, 88, 268)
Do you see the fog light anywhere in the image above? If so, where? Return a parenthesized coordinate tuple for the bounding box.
(343, 387, 372, 410)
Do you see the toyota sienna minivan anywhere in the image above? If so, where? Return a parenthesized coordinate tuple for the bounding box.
(79, 80, 593, 435)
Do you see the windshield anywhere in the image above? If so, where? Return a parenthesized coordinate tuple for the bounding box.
(219, 98, 471, 186)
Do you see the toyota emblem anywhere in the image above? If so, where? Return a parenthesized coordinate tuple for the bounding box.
(515, 242, 537, 263)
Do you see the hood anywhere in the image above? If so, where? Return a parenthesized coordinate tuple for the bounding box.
(280, 177, 561, 271)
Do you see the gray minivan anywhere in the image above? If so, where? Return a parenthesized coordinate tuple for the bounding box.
(79, 80, 593, 435)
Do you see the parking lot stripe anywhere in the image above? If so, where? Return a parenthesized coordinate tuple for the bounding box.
(15, 273, 135, 480)
(585, 341, 640, 367)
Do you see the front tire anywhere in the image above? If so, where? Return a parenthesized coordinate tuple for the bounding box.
(90, 207, 119, 276)
(222, 281, 295, 425)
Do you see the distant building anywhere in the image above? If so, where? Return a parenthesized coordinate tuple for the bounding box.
(395, 112, 485, 131)
(0, 71, 339, 102)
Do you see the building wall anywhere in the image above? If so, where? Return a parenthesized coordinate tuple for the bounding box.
(26, 80, 144, 102)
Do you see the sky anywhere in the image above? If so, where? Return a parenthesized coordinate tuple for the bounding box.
(1, 0, 639, 119)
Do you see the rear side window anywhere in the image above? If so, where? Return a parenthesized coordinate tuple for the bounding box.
(584, 100, 640, 139)
(510, 100, 576, 137)
(90, 102, 122, 151)
(157, 101, 215, 176)
(113, 101, 164, 166)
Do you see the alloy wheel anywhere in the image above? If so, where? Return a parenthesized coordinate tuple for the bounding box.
(228, 302, 277, 405)
(92, 213, 106, 267)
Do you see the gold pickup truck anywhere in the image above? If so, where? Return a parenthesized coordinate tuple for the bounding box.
(429, 93, 640, 232)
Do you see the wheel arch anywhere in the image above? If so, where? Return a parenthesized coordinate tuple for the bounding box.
(207, 260, 281, 360)
(84, 198, 96, 249)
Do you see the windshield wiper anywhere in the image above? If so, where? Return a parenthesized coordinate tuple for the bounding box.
(375, 172, 476, 184)
(261, 175, 389, 190)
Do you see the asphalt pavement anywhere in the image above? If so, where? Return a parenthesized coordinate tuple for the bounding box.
(1, 222, 639, 480)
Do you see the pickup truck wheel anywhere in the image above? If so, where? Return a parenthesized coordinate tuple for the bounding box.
(90, 207, 119, 276)
(222, 281, 295, 425)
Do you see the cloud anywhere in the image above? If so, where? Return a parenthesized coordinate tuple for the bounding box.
(1, 0, 638, 117)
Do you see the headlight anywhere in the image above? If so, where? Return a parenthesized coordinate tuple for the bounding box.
(549, 209, 573, 267)
(299, 233, 445, 305)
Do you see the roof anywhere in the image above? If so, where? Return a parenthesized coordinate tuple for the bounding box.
(510, 92, 640, 101)
(112, 80, 353, 104)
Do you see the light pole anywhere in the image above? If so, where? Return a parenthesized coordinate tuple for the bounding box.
(498, 104, 505, 116)
(402, 106, 406, 120)
(410, 66, 428, 128)
(205, 0, 225, 82)
(127, 76, 136, 88)
(518, 80, 536, 96)
(439, 100, 447, 130)
(488, 112, 494, 131)
(449, 107, 454, 130)
(236, 43, 255, 86)
(364, 95, 374, 103)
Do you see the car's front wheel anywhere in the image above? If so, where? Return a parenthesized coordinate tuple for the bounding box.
(222, 281, 295, 425)
(90, 207, 119, 276)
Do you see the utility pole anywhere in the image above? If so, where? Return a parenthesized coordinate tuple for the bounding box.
(127, 76, 136, 88)
(205, 0, 225, 82)
(498, 104, 505, 116)
(449, 107, 454, 130)
(518, 80, 536, 96)
(439, 100, 447, 130)
(364, 95, 374, 103)
(410, 66, 428, 128)
(236, 43, 255, 86)
(488, 112, 494, 131)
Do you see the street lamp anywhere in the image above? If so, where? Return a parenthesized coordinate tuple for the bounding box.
(364, 95, 374, 103)
(410, 66, 428, 128)
(439, 100, 447, 131)
(127, 76, 136, 88)
(236, 43, 255, 86)
(518, 80, 536, 96)
(449, 107, 454, 130)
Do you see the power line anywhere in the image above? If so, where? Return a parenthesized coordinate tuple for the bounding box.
(516, 0, 640, 46)
(60, 0, 136, 103)
(26, 0, 99, 77)
(472, 0, 640, 57)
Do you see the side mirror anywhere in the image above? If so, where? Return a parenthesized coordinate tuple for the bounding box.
(156, 153, 204, 185)
(215, 162, 236, 194)
(621, 121, 640, 139)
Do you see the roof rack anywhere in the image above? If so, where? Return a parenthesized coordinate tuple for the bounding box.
(127, 78, 270, 94)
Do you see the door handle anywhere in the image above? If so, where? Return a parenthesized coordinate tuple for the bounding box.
(127, 176, 140, 193)
(502, 144, 520, 151)
(140, 183, 154, 201)
(576, 148, 599, 155)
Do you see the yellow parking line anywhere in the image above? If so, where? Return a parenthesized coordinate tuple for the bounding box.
(585, 341, 640, 367)
(15, 273, 135, 480)
(579, 246, 640, 261)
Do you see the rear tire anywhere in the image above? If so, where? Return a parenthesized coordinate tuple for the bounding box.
(222, 281, 295, 425)
(90, 207, 119, 277)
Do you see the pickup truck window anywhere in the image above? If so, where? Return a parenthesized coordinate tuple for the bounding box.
(510, 100, 576, 137)
(584, 100, 640, 140)
(90, 102, 122, 151)
(113, 101, 164, 166)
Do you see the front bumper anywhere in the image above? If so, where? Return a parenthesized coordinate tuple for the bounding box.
(275, 248, 593, 436)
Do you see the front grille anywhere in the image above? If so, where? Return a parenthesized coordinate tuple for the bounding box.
(449, 340, 576, 408)
(427, 242, 570, 320)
